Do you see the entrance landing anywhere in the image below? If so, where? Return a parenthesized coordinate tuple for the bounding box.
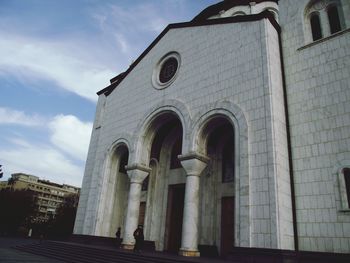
(13, 239, 233, 263)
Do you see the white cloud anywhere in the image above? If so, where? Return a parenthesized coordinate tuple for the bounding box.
(0, 143, 84, 187)
(0, 111, 92, 187)
(49, 115, 92, 161)
(91, 3, 172, 57)
(0, 107, 45, 126)
(0, 34, 115, 102)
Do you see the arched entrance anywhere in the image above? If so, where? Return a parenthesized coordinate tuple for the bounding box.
(109, 145, 129, 237)
(140, 112, 185, 252)
(96, 143, 130, 237)
(197, 116, 235, 256)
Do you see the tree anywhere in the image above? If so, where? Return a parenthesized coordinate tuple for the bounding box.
(47, 194, 79, 239)
(0, 189, 37, 236)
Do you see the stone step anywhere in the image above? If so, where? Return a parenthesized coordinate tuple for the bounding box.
(14, 241, 222, 263)
(16, 245, 159, 263)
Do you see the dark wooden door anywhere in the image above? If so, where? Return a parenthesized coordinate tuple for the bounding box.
(221, 196, 234, 256)
(138, 202, 146, 226)
(165, 184, 185, 253)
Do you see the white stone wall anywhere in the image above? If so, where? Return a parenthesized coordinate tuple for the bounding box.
(279, 0, 350, 253)
(74, 95, 106, 235)
(74, 18, 294, 250)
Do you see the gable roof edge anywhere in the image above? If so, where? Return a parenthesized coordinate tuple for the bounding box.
(97, 10, 280, 97)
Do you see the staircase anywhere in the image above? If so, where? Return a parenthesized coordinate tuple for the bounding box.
(14, 241, 228, 263)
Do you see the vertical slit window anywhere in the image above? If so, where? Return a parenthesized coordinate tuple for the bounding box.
(328, 5, 341, 34)
(344, 168, 350, 208)
(310, 13, 322, 41)
(170, 136, 182, 169)
(142, 175, 149, 191)
(119, 152, 128, 173)
(222, 140, 234, 183)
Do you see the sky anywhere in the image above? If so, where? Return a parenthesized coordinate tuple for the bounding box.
(0, 0, 219, 187)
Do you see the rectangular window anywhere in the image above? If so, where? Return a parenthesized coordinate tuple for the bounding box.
(311, 13, 323, 41)
(328, 5, 341, 34)
(344, 168, 350, 208)
(222, 140, 234, 183)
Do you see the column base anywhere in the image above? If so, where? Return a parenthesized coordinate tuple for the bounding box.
(179, 248, 200, 257)
(122, 243, 134, 250)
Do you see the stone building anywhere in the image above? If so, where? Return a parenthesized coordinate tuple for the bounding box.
(1, 173, 80, 221)
(74, 0, 350, 257)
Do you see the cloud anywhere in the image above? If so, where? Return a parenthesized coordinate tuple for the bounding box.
(0, 107, 45, 126)
(0, 142, 84, 187)
(49, 115, 92, 161)
(0, 110, 92, 187)
(91, 3, 172, 57)
(0, 34, 115, 102)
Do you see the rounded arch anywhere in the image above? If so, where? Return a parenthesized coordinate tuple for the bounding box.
(190, 100, 250, 247)
(262, 7, 279, 21)
(190, 101, 248, 154)
(106, 134, 133, 157)
(232, 11, 246, 16)
(302, 0, 345, 43)
(223, 6, 251, 17)
(133, 99, 192, 166)
(95, 137, 131, 237)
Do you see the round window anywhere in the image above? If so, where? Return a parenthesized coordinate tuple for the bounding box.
(159, 57, 178, 84)
(152, 52, 180, 89)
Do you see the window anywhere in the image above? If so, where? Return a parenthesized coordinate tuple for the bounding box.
(119, 152, 128, 174)
(310, 13, 323, 41)
(159, 57, 178, 84)
(222, 139, 234, 183)
(344, 168, 350, 208)
(170, 137, 182, 169)
(305, 0, 346, 43)
(338, 166, 350, 210)
(142, 176, 149, 191)
(152, 52, 181, 89)
(327, 5, 341, 34)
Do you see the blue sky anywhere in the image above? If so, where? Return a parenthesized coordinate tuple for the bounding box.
(0, 0, 219, 187)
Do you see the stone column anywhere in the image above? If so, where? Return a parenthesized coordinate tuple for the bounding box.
(122, 164, 151, 250)
(178, 152, 209, 257)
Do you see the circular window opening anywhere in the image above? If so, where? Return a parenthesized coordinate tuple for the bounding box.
(152, 52, 180, 89)
(159, 57, 178, 84)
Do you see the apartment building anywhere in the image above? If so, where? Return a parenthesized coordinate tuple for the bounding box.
(1, 173, 80, 222)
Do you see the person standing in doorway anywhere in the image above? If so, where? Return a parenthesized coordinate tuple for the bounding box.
(115, 227, 121, 248)
(133, 225, 144, 252)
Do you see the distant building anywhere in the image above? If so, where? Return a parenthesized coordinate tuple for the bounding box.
(0, 173, 80, 222)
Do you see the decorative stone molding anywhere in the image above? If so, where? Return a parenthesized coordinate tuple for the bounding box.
(178, 152, 209, 176)
(152, 52, 181, 90)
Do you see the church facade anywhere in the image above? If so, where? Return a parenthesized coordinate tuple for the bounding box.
(74, 0, 350, 256)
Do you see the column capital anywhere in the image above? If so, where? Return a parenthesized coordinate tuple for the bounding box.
(178, 152, 209, 177)
(126, 163, 151, 184)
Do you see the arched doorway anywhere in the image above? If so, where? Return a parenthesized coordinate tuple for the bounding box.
(140, 112, 185, 252)
(108, 145, 129, 237)
(198, 116, 235, 256)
